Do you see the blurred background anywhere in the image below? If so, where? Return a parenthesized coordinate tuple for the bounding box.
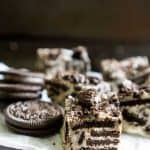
(0, 0, 150, 70)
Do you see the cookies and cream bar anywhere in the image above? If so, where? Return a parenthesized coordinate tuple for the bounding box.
(37, 46, 91, 79)
(118, 79, 150, 137)
(63, 89, 122, 150)
(46, 72, 112, 105)
(101, 56, 149, 82)
(46, 72, 87, 105)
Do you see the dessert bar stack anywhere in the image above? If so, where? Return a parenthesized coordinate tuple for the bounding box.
(37, 46, 91, 79)
(101, 56, 150, 137)
(63, 89, 122, 150)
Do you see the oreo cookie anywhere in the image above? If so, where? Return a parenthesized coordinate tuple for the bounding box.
(0, 83, 42, 92)
(0, 67, 45, 86)
(0, 68, 44, 78)
(5, 101, 63, 136)
(0, 74, 45, 86)
(0, 67, 44, 101)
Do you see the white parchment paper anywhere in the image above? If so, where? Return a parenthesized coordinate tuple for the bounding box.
(0, 113, 149, 150)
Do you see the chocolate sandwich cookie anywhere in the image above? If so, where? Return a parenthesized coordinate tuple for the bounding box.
(0, 83, 42, 92)
(5, 101, 63, 136)
(0, 74, 45, 86)
(0, 68, 44, 78)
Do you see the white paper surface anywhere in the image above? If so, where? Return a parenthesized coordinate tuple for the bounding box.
(0, 113, 149, 150)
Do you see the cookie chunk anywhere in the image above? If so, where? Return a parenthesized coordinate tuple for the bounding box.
(117, 79, 150, 137)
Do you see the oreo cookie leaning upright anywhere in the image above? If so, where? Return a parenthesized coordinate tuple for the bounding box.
(0, 67, 45, 101)
(5, 101, 63, 136)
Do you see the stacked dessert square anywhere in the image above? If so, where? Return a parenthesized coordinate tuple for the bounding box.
(101, 56, 150, 137)
(64, 89, 122, 150)
(118, 80, 150, 137)
(37, 46, 91, 79)
(38, 46, 122, 149)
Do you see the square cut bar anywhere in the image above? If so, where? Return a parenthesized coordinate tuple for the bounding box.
(37, 46, 91, 79)
(63, 89, 122, 150)
(100, 56, 149, 83)
(118, 79, 150, 137)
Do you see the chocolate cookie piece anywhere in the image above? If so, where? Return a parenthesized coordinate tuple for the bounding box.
(0, 83, 42, 92)
(122, 109, 147, 126)
(5, 101, 63, 136)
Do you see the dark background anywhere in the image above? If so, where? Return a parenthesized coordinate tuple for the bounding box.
(0, 0, 150, 69)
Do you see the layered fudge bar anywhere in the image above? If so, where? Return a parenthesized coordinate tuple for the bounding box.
(63, 89, 122, 150)
(37, 46, 91, 79)
(118, 79, 150, 137)
(100, 56, 149, 83)
(46, 71, 112, 105)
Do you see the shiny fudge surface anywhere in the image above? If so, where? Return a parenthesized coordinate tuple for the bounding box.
(64, 89, 122, 150)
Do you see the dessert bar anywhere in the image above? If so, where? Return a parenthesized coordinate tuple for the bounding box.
(118, 79, 150, 137)
(63, 89, 122, 150)
(37, 46, 91, 79)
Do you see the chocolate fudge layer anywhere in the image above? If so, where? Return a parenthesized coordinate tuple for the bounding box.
(37, 46, 91, 79)
(63, 89, 122, 150)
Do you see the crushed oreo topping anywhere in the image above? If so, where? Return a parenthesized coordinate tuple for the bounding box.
(62, 73, 87, 84)
(8, 101, 61, 121)
(78, 89, 97, 108)
(72, 46, 87, 60)
(47, 49, 61, 60)
(119, 79, 139, 93)
(87, 76, 101, 85)
(145, 125, 150, 132)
